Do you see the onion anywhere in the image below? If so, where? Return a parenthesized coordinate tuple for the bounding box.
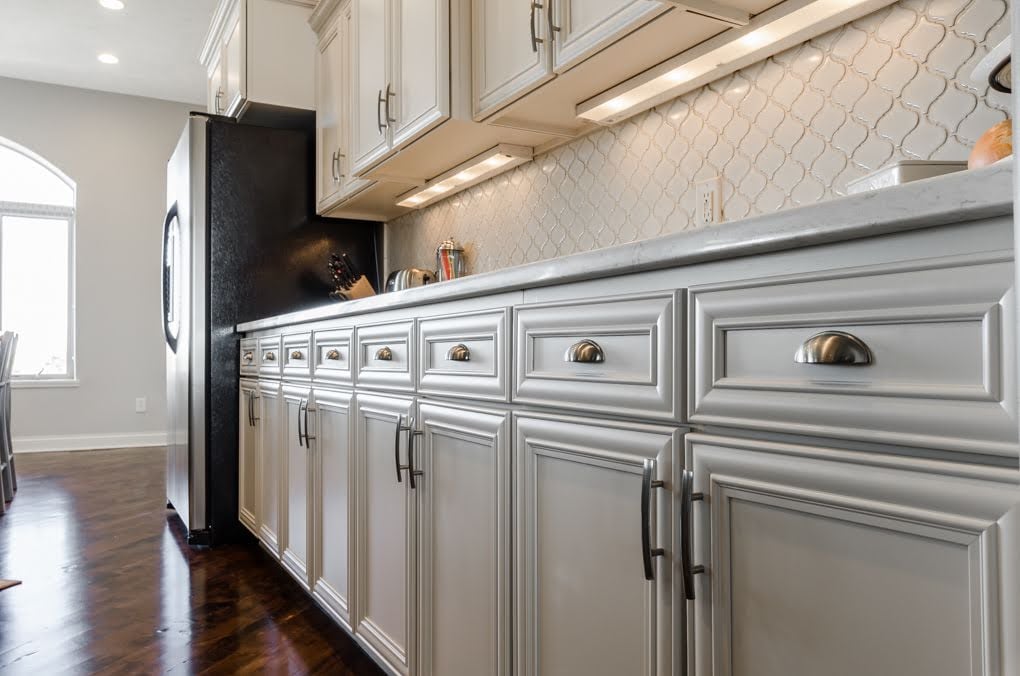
(969, 119, 1012, 169)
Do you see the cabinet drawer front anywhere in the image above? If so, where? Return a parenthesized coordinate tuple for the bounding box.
(418, 309, 509, 401)
(514, 293, 679, 420)
(313, 329, 354, 385)
(240, 337, 258, 375)
(282, 332, 312, 380)
(355, 320, 415, 392)
(689, 253, 1017, 456)
(259, 335, 283, 378)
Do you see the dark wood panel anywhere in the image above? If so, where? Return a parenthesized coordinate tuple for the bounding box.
(0, 447, 382, 675)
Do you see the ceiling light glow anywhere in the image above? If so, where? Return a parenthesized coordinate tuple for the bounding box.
(99, 0, 125, 9)
(97, 53, 119, 65)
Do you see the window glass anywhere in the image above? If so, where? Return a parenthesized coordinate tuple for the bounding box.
(1, 216, 70, 376)
(0, 144, 74, 207)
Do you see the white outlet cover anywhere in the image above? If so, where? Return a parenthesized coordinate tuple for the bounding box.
(695, 176, 723, 227)
(135, 397, 147, 413)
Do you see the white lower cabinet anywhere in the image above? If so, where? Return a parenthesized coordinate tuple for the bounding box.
(281, 384, 314, 590)
(685, 434, 1020, 676)
(311, 386, 356, 630)
(238, 379, 261, 536)
(257, 379, 283, 557)
(354, 392, 417, 675)
(417, 401, 510, 676)
(514, 412, 680, 676)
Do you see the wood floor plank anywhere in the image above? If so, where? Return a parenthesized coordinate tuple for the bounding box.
(0, 447, 382, 675)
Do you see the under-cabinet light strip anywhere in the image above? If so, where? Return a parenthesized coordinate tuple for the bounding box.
(396, 144, 534, 209)
(578, 0, 898, 125)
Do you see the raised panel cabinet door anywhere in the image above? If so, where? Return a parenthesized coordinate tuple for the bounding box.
(550, 0, 665, 72)
(316, 20, 343, 210)
(472, 0, 554, 119)
(417, 402, 510, 676)
(515, 412, 679, 676)
(311, 387, 355, 630)
(238, 379, 260, 536)
(686, 434, 1020, 676)
(281, 384, 314, 590)
(223, 6, 245, 114)
(390, 0, 449, 149)
(351, 0, 391, 175)
(207, 52, 224, 114)
(354, 392, 416, 676)
(257, 380, 283, 558)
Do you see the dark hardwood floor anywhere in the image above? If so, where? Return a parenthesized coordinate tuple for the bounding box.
(0, 448, 382, 675)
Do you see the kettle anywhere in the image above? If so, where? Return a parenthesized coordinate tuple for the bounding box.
(385, 268, 436, 292)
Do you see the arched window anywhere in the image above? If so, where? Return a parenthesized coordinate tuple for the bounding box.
(0, 138, 76, 382)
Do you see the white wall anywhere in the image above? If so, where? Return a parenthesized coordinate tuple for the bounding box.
(0, 77, 192, 451)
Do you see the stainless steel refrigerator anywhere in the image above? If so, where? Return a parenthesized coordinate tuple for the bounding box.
(162, 113, 379, 545)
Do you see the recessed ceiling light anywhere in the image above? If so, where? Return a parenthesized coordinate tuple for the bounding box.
(99, 0, 125, 9)
(97, 53, 119, 65)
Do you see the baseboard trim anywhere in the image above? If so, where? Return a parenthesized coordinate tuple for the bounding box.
(14, 432, 167, 453)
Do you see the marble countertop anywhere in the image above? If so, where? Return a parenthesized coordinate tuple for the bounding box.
(238, 160, 1013, 333)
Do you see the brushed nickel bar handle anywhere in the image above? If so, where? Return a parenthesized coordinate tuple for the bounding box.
(641, 459, 665, 581)
(565, 339, 604, 363)
(251, 394, 259, 424)
(304, 399, 315, 444)
(793, 330, 873, 365)
(681, 468, 705, 600)
(547, 0, 560, 35)
(446, 344, 471, 362)
(246, 391, 253, 427)
(394, 415, 411, 483)
(385, 83, 396, 124)
(529, 2, 543, 51)
(297, 399, 306, 447)
(375, 346, 393, 361)
(377, 89, 385, 133)
(407, 418, 423, 490)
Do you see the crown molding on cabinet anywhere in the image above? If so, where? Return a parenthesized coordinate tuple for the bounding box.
(309, 0, 345, 33)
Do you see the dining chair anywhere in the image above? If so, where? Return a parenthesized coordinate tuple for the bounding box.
(0, 333, 11, 511)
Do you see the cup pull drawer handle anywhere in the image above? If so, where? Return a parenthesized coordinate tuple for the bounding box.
(376, 346, 393, 361)
(793, 330, 873, 366)
(446, 344, 471, 362)
(290, 350, 304, 360)
(264, 351, 276, 362)
(565, 339, 604, 363)
(325, 349, 342, 361)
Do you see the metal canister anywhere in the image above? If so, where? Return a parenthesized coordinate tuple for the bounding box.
(435, 237, 465, 281)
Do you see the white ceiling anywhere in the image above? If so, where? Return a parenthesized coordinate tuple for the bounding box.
(0, 0, 217, 105)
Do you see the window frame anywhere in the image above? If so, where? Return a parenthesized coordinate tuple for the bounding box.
(0, 139, 77, 387)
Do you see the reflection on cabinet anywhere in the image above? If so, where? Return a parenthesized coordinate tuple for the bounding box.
(315, 20, 344, 210)
(201, 0, 316, 120)
(417, 401, 510, 676)
(257, 379, 282, 557)
(354, 392, 416, 675)
(281, 384, 314, 590)
(686, 434, 1020, 676)
(515, 412, 680, 676)
(238, 379, 260, 535)
(311, 387, 356, 630)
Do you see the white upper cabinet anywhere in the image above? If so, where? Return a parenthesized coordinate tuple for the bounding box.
(550, 0, 666, 73)
(471, 0, 553, 121)
(201, 0, 316, 119)
(390, 0, 449, 148)
(316, 18, 344, 210)
(351, 0, 392, 175)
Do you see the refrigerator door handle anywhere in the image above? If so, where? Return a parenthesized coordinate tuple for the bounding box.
(161, 202, 179, 354)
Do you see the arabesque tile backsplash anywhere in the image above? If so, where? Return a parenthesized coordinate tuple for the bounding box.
(385, 0, 1010, 275)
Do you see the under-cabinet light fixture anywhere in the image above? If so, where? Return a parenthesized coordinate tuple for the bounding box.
(396, 144, 533, 209)
(577, 0, 897, 125)
(99, 0, 125, 9)
(97, 53, 119, 65)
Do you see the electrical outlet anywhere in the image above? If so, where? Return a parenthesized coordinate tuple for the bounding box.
(135, 397, 147, 414)
(696, 176, 722, 227)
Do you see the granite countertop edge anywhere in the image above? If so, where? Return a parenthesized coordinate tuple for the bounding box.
(237, 160, 1014, 333)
